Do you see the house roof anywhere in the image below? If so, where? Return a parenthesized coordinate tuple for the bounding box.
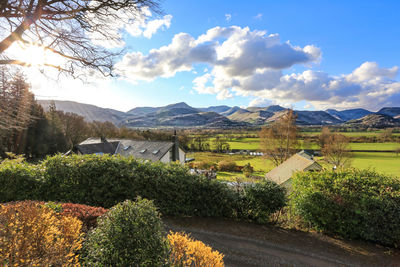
(76, 141, 120, 155)
(265, 153, 322, 185)
(115, 139, 174, 162)
(76, 138, 176, 162)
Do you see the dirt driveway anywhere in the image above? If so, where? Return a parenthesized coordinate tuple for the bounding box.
(164, 217, 400, 267)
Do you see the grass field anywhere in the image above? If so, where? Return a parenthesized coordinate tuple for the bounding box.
(350, 152, 400, 177)
(224, 138, 400, 151)
(188, 151, 400, 180)
(301, 131, 400, 137)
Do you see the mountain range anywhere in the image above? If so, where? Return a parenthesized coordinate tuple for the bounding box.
(38, 100, 400, 128)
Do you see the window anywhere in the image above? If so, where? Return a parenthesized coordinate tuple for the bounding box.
(140, 149, 147, 153)
(152, 150, 159, 154)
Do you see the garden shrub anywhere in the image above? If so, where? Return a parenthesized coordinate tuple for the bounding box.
(0, 201, 83, 266)
(218, 160, 237, 172)
(41, 154, 235, 217)
(0, 159, 42, 202)
(0, 154, 285, 223)
(291, 169, 400, 246)
(60, 203, 108, 232)
(168, 231, 224, 267)
(241, 181, 286, 223)
(82, 198, 169, 266)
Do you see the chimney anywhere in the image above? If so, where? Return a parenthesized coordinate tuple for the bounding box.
(172, 130, 180, 162)
(100, 136, 107, 143)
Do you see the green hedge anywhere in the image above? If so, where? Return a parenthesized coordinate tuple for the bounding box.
(0, 159, 42, 202)
(0, 154, 285, 222)
(291, 169, 400, 247)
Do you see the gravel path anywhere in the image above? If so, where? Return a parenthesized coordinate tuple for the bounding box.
(164, 217, 400, 267)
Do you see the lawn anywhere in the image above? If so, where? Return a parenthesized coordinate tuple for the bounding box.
(350, 152, 400, 177)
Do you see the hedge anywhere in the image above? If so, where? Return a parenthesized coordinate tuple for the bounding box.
(291, 169, 400, 247)
(0, 154, 286, 222)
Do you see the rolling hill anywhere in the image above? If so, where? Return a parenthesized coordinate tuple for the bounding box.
(38, 100, 400, 128)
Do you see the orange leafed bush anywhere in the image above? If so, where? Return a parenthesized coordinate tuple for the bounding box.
(168, 231, 224, 267)
(60, 203, 107, 232)
(0, 201, 83, 266)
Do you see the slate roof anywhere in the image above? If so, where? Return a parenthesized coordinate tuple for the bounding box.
(75, 138, 175, 162)
(265, 152, 322, 185)
(75, 141, 119, 155)
(115, 139, 174, 162)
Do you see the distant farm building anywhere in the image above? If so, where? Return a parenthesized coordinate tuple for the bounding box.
(265, 151, 322, 186)
(70, 135, 185, 164)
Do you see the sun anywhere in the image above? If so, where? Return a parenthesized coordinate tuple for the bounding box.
(19, 43, 47, 66)
(12, 42, 63, 68)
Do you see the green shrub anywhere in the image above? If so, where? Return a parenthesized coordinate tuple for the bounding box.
(0, 154, 284, 223)
(241, 180, 286, 223)
(0, 159, 42, 202)
(82, 198, 169, 266)
(242, 163, 254, 178)
(194, 160, 217, 170)
(218, 160, 237, 172)
(40, 154, 236, 217)
(291, 169, 400, 246)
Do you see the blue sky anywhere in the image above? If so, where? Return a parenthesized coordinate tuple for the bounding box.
(32, 0, 400, 111)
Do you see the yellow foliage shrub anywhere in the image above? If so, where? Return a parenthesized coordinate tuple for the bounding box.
(168, 231, 224, 267)
(0, 201, 83, 266)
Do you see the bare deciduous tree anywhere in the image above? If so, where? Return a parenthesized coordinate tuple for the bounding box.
(379, 128, 393, 142)
(260, 109, 299, 166)
(318, 126, 331, 149)
(0, 0, 160, 76)
(322, 133, 351, 169)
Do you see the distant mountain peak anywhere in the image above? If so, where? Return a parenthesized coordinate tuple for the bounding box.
(38, 100, 400, 128)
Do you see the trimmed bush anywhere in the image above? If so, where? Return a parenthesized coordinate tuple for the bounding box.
(41, 154, 236, 217)
(241, 181, 286, 223)
(0, 159, 41, 202)
(0, 201, 83, 266)
(82, 198, 169, 266)
(218, 160, 237, 172)
(0, 154, 286, 223)
(168, 231, 224, 266)
(291, 169, 400, 246)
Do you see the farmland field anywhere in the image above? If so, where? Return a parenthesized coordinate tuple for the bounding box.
(350, 152, 400, 177)
(188, 130, 400, 180)
(187, 151, 400, 180)
(214, 137, 400, 151)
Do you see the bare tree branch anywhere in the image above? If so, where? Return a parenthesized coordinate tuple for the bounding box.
(0, 0, 161, 76)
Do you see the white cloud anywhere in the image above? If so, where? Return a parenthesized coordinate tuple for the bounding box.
(116, 26, 320, 85)
(114, 24, 400, 110)
(88, 7, 172, 48)
(248, 98, 274, 107)
(254, 13, 263, 20)
(246, 62, 400, 110)
(131, 14, 173, 39)
(225, 14, 232, 21)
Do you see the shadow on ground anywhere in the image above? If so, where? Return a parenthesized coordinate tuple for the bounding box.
(164, 217, 400, 267)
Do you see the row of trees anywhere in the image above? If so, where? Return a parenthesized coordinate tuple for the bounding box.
(259, 109, 351, 168)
